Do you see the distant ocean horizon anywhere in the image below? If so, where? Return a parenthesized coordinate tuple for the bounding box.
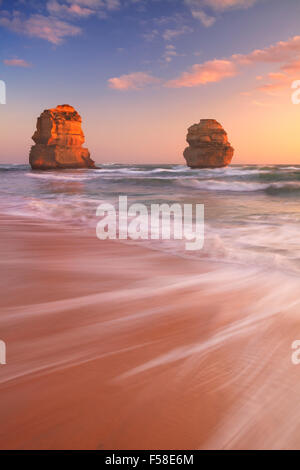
(1, 162, 300, 275)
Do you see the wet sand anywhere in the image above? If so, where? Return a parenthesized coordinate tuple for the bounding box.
(1, 215, 300, 450)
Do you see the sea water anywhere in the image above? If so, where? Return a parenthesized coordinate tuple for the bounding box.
(1, 163, 300, 275)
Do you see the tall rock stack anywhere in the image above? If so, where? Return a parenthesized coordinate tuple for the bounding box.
(183, 119, 234, 169)
(29, 104, 95, 170)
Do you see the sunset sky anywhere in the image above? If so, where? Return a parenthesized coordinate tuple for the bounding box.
(1, 0, 300, 164)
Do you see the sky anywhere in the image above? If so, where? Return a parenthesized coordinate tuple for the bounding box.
(1, 0, 300, 164)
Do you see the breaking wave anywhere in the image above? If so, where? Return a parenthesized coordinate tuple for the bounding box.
(1, 162, 300, 274)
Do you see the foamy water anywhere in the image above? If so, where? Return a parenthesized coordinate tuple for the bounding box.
(1, 163, 300, 274)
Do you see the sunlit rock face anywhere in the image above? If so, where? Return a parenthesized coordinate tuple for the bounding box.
(183, 119, 234, 169)
(29, 104, 95, 170)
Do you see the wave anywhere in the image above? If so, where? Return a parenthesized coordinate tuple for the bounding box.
(18, 165, 300, 189)
(178, 179, 300, 194)
(26, 172, 97, 182)
(0, 195, 105, 225)
(0, 164, 29, 172)
(91, 166, 300, 185)
(2, 163, 300, 276)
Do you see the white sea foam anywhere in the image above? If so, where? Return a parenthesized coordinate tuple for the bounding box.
(1, 163, 300, 274)
(26, 172, 96, 181)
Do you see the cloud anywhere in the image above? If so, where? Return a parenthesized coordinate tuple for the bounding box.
(0, 0, 123, 45)
(243, 37, 300, 94)
(163, 44, 178, 63)
(191, 10, 216, 27)
(257, 80, 288, 95)
(256, 62, 300, 95)
(108, 72, 160, 90)
(143, 29, 159, 41)
(47, 0, 95, 17)
(143, 12, 193, 42)
(3, 58, 31, 67)
(281, 58, 300, 75)
(162, 25, 193, 41)
(167, 35, 300, 92)
(65, 0, 120, 9)
(185, 0, 259, 27)
(0, 11, 82, 44)
(108, 34, 300, 92)
(166, 59, 238, 87)
(251, 100, 271, 107)
(233, 35, 300, 64)
(200, 0, 257, 10)
(65, 0, 104, 6)
(47, 0, 122, 19)
(105, 0, 121, 10)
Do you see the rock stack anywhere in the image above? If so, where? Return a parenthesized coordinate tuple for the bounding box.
(29, 104, 95, 170)
(183, 119, 234, 168)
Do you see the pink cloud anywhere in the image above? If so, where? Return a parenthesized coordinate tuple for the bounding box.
(105, 0, 121, 10)
(191, 10, 216, 27)
(252, 45, 300, 94)
(0, 1, 124, 45)
(47, 0, 121, 17)
(185, 0, 259, 26)
(66, 0, 104, 5)
(233, 35, 300, 64)
(4, 59, 31, 67)
(162, 26, 193, 41)
(163, 44, 178, 63)
(65, 0, 121, 11)
(166, 59, 238, 88)
(281, 58, 300, 75)
(25, 14, 82, 44)
(47, 0, 94, 17)
(257, 81, 289, 95)
(0, 12, 82, 44)
(167, 35, 300, 92)
(109, 35, 300, 92)
(256, 67, 300, 95)
(108, 72, 160, 90)
(202, 0, 258, 10)
(251, 100, 271, 107)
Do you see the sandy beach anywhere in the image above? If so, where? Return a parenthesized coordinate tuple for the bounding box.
(0, 214, 300, 450)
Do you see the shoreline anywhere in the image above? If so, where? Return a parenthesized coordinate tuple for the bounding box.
(1, 215, 300, 449)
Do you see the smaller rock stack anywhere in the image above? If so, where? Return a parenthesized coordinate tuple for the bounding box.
(183, 119, 234, 169)
(29, 104, 95, 170)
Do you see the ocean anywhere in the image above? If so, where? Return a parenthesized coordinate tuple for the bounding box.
(1, 163, 300, 275)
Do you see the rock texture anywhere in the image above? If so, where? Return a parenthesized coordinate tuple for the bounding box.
(183, 119, 234, 169)
(29, 104, 95, 170)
